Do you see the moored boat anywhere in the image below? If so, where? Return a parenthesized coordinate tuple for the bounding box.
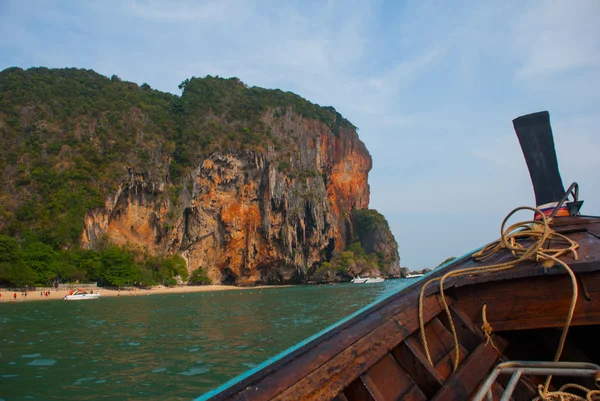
(351, 276, 385, 284)
(63, 289, 101, 301)
(197, 111, 600, 401)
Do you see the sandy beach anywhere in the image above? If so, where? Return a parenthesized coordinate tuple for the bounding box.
(0, 284, 291, 303)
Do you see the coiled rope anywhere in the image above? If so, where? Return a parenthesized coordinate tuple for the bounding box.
(418, 206, 586, 399)
(533, 383, 600, 401)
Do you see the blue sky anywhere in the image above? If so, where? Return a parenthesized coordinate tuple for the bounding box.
(1, 0, 599, 269)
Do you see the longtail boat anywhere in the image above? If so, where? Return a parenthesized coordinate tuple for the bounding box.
(197, 111, 600, 401)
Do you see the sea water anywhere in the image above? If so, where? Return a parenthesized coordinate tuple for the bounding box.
(0, 280, 416, 400)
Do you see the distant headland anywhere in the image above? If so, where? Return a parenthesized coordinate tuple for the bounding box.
(0, 67, 403, 289)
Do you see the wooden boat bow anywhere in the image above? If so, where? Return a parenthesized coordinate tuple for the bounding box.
(197, 112, 600, 400)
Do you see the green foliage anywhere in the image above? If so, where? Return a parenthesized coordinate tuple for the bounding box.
(70, 270, 88, 283)
(0, 235, 22, 263)
(179, 76, 354, 136)
(161, 254, 188, 281)
(137, 266, 155, 287)
(0, 261, 36, 287)
(171, 75, 355, 163)
(0, 68, 354, 249)
(139, 254, 188, 286)
(68, 249, 103, 282)
(0, 235, 56, 286)
(278, 161, 291, 172)
(311, 261, 336, 281)
(0, 235, 192, 288)
(166, 184, 182, 205)
(326, 242, 383, 276)
(320, 261, 332, 271)
(164, 277, 177, 287)
(299, 169, 318, 180)
(332, 209, 397, 274)
(189, 268, 212, 285)
(0, 67, 358, 285)
(0, 67, 178, 247)
(352, 209, 389, 238)
(100, 245, 139, 287)
(436, 256, 456, 268)
(22, 241, 59, 285)
(178, 78, 190, 90)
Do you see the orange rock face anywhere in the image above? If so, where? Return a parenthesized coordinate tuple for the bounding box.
(81, 113, 376, 284)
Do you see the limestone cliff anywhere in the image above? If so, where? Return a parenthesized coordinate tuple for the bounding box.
(0, 68, 400, 285)
(81, 109, 383, 284)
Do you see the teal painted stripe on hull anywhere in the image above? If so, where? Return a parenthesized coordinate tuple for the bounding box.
(194, 245, 483, 401)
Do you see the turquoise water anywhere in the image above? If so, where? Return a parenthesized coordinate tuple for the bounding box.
(0, 280, 416, 400)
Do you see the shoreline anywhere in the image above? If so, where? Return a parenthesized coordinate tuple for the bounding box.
(0, 284, 293, 303)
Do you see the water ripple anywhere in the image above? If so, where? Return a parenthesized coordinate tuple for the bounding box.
(0, 280, 412, 399)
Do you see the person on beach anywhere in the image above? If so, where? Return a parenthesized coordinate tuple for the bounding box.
(13, 292, 17, 300)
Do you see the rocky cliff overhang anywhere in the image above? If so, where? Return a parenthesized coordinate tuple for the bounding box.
(82, 110, 380, 284)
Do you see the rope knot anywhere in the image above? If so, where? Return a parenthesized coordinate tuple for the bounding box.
(481, 304, 500, 353)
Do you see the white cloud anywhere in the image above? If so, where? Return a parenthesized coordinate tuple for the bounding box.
(515, 0, 600, 78)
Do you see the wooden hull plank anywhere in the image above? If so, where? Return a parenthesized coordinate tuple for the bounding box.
(451, 271, 600, 332)
(343, 379, 375, 401)
(434, 344, 469, 380)
(438, 305, 484, 353)
(392, 337, 445, 398)
(430, 338, 506, 401)
(398, 385, 428, 401)
(272, 295, 449, 401)
(360, 353, 415, 400)
(423, 318, 457, 365)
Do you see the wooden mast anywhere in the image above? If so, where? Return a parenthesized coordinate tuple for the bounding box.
(512, 111, 565, 206)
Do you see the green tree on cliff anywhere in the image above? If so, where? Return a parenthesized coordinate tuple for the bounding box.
(22, 241, 60, 285)
(189, 268, 212, 285)
(0, 235, 36, 286)
(100, 246, 139, 287)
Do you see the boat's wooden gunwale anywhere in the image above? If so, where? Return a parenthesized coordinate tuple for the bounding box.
(450, 269, 600, 332)
(206, 216, 600, 401)
(547, 216, 600, 227)
(452, 230, 600, 288)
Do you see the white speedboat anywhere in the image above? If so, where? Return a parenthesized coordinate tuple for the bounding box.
(63, 289, 101, 300)
(351, 276, 385, 284)
(406, 273, 424, 278)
